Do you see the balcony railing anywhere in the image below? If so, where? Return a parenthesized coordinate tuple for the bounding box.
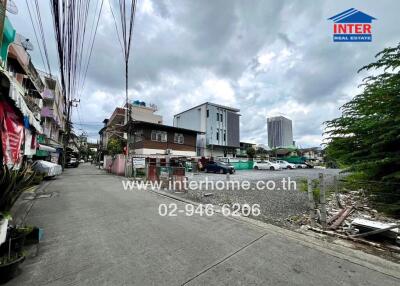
(24, 95, 43, 112)
(25, 95, 42, 122)
(26, 60, 44, 93)
(41, 106, 55, 119)
(42, 88, 55, 100)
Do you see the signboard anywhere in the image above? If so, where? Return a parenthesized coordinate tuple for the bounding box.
(328, 8, 376, 42)
(159, 167, 169, 179)
(132, 157, 146, 168)
(0, 100, 24, 165)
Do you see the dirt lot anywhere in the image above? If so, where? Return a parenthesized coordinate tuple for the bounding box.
(167, 168, 341, 228)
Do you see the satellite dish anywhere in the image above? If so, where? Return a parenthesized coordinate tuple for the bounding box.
(6, 0, 18, 15)
(21, 39, 34, 51)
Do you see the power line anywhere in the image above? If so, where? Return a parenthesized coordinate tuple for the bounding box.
(25, 0, 48, 74)
(33, 0, 52, 75)
(78, 0, 104, 98)
(49, 0, 105, 100)
(73, 122, 104, 126)
(108, 0, 124, 56)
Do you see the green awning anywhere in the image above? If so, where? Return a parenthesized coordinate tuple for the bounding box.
(1, 17, 16, 62)
(35, 150, 49, 157)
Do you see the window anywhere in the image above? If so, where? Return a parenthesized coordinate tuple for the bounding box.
(215, 113, 223, 122)
(151, 130, 167, 142)
(223, 131, 226, 142)
(216, 130, 219, 141)
(151, 130, 157, 141)
(157, 132, 162, 142)
(161, 132, 167, 142)
(206, 109, 209, 117)
(174, 133, 184, 144)
(135, 130, 143, 142)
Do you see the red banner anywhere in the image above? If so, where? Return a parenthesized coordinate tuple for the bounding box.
(0, 100, 24, 165)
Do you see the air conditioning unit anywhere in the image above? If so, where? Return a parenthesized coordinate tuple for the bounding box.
(165, 149, 172, 155)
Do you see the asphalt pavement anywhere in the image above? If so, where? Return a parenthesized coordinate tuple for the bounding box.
(8, 164, 400, 286)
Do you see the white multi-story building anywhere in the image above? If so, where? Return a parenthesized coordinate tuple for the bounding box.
(173, 102, 240, 157)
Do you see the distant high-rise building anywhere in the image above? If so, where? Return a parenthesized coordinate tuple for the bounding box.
(267, 116, 293, 148)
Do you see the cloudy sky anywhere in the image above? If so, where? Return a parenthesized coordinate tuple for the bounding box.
(8, 0, 400, 146)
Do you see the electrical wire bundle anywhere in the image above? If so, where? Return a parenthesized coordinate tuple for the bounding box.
(49, 0, 104, 103)
(25, 0, 52, 75)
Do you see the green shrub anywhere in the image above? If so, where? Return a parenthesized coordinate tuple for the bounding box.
(0, 163, 36, 213)
(299, 178, 320, 203)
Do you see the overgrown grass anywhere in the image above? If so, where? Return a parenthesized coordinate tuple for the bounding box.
(299, 178, 320, 203)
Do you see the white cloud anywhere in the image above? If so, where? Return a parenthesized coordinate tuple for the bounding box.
(9, 0, 400, 145)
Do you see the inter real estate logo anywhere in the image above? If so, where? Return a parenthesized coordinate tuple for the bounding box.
(328, 8, 376, 42)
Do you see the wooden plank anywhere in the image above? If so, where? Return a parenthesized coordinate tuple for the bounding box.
(329, 206, 353, 230)
(327, 208, 346, 225)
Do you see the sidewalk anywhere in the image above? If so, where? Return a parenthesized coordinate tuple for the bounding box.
(7, 164, 400, 285)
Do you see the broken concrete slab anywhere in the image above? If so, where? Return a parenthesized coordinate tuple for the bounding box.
(351, 218, 399, 240)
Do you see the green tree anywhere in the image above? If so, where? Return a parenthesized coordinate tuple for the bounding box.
(256, 147, 267, 155)
(325, 43, 400, 215)
(246, 147, 256, 159)
(107, 138, 124, 155)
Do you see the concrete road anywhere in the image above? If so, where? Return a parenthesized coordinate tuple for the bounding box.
(8, 164, 400, 286)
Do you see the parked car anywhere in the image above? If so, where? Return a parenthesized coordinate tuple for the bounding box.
(204, 161, 235, 174)
(253, 160, 281, 171)
(79, 159, 85, 163)
(304, 162, 314, 168)
(295, 163, 307, 169)
(275, 160, 296, 169)
(32, 160, 62, 178)
(66, 157, 79, 168)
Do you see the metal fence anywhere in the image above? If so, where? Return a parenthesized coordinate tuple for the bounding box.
(146, 164, 186, 191)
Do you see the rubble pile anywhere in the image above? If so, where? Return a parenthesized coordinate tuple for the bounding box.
(326, 190, 399, 233)
(305, 190, 400, 252)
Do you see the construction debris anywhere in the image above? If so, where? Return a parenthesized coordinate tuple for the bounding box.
(351, 218, 399, 240)
(306, 189, 400, 252)
(327, 208, 346, 225)
(329, 206, 354, 230)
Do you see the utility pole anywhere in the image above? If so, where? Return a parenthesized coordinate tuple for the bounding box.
(124, 78, 130, 177)
(124, 63, 136, 177)
(62, 98, 80, 170)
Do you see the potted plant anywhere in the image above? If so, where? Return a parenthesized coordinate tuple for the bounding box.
(0, 163, 36, 284)
(0, 251, 25, 284)
(0, 163, 36, 213)
(13, 226, 44, 245)
(0, 223, 27, 284)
